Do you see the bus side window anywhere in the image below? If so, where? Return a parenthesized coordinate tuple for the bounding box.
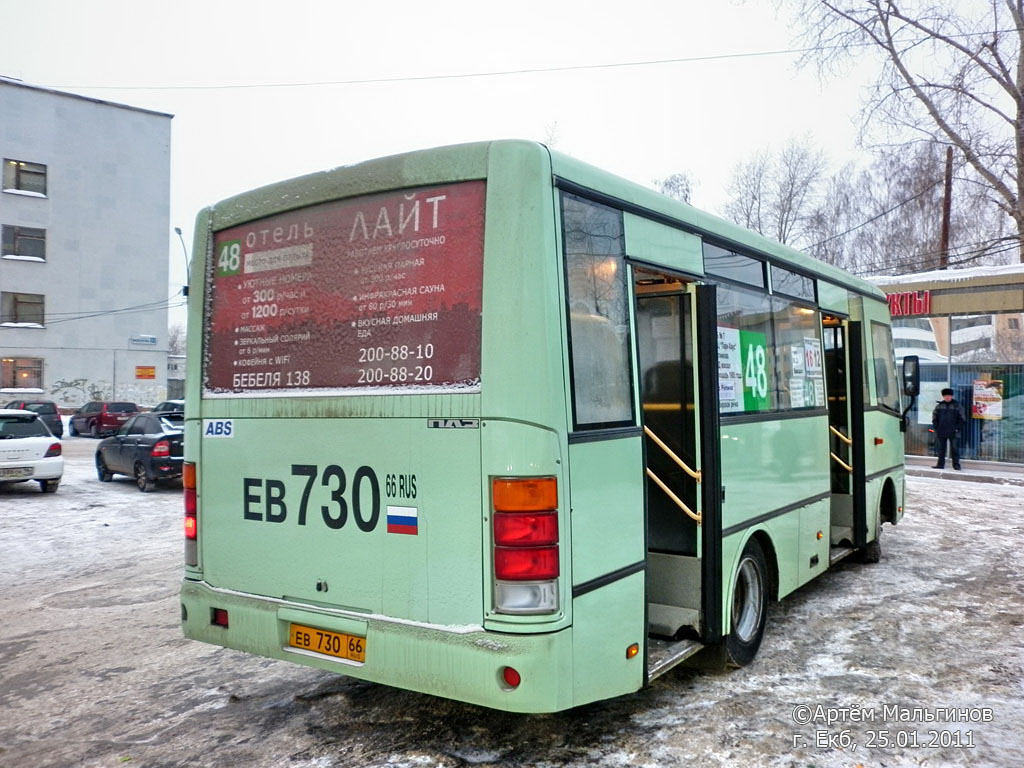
(561, 193, 634, 429)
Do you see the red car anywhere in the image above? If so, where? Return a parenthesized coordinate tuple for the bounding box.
(69, 401, 139, 438)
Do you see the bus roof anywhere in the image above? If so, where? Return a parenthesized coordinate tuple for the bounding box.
(548, 147, 885, 300)
(203, 139, 884, 301)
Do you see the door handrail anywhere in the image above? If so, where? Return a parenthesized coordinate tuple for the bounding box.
(646, 468, 702, 524)
(644, 425, 702, 482)
(829, 425, 853, 445)
(830, 452, 853, 473)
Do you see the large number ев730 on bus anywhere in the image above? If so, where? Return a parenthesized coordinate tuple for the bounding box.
(180, 140, 918, 713)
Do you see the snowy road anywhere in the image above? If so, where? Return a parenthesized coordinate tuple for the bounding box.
(2, 439, 1023, 767)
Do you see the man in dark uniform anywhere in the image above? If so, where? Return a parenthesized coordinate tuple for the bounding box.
(932, 387, 966, 470)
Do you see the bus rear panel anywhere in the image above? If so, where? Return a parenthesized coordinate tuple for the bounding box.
(180, 142, 646, 713)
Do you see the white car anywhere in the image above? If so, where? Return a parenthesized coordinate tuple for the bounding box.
(0, 408, 63, 493)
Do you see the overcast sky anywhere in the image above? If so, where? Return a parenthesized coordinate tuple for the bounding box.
(1, 0, 874, 328)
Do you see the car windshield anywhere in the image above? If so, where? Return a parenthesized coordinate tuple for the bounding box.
(108, 402, 137, 413)
(0, 416, 49, 438)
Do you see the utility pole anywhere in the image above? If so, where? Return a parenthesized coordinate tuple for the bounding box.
(938, 146, 953, 269)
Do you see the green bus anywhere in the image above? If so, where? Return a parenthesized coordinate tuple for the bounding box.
(180, 140, 914, 713)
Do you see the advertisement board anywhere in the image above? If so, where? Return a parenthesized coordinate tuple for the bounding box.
(972, 379, 1004, 420)
(204, 181, 486, 396)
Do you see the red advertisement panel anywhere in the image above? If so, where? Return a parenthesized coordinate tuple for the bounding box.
(204, 181, 485, 394)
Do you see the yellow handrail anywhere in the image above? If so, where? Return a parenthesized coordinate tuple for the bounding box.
(830, 452, 853, 473)
(646, 468, 702, 524)
(643, 425, 702, 482)
(829, 425, 853, 445)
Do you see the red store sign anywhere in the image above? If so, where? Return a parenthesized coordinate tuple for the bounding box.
(887, 290, 931, 317)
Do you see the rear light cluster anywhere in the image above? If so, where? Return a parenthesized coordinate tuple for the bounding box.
(44, 443, 61, 458)
(151, 440, 171, 457)
(184, 462, 198, 566)
(492, 477, 559, 615)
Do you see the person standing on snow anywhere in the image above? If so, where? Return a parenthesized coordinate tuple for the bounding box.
(931, 387, 966, 470)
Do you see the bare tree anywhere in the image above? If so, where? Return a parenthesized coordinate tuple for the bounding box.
(806, 142, 1012, 275)
(654, 172, 695, 204)
(723, 137, 826, 247)
(788, 0, 1024, 262)
(168, 323, 186, 356)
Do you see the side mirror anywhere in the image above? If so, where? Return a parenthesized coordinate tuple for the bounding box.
(902, 355, 920, 397)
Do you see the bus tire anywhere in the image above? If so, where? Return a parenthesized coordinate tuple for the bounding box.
(858, 527, 882, 564)
(723, 538, 769, 667)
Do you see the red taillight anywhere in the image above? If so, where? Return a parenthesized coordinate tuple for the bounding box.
(184, 462, 198, 565)
(44, 443, 61, 458)
(493, 511, 558, 546)
(492, 476, 559, 612)
(494, 545, 559, 580)
(151, 439, 171, 457)
(211, 608, 229, 627)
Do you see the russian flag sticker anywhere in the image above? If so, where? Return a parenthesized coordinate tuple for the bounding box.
(386, 505, 419, 535)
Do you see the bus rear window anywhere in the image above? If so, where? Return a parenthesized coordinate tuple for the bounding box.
(204, 182, 485, 396)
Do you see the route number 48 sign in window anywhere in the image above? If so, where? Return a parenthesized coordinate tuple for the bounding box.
(718, 327, 771, 413)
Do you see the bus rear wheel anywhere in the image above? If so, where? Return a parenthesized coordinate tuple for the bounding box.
(724, 539, 769, 667)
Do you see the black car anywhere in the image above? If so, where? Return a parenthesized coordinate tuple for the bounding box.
(95, 412, 184, 491)
(3, 399, 63, 438)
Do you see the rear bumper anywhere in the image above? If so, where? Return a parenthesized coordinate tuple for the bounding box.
(180, 579, 578, 712)
(0, 456, 62, 482)
(149, 456, 183, 479)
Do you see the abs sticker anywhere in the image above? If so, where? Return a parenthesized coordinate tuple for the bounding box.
(203, 419, 235, 438)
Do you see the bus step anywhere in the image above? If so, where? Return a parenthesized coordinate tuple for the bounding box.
(646, 636, 703, 681)
(829, 546, 856, 566)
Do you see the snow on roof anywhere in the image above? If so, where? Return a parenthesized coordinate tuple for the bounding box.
(866, 262, 1024, 285)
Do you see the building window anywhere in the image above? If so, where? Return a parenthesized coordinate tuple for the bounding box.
(0, 292, 45, 327)
(1, 357, 43, 388)
(2, 159, 47, 196)
(1009, 317, 1021, 330)
(1, 225, 46, 261)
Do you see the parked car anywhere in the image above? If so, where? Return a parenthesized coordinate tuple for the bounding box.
(151, 399, 184, 414)
(95, 411, 184, 491)
(0, 409, 63, 492)
(3, 398, 63, 438)
(69, 401, 139, 438)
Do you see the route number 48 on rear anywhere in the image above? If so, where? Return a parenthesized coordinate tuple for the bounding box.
(217, 240, 242, 277)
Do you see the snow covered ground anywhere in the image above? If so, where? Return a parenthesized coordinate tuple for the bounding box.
(2, 439, 1023, 767)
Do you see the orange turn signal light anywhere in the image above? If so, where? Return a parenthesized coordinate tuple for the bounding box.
(492, 477, 557, 512)
(626, 643, 640, 659)
(183, 461, 196, 489)
(816, 531, 824, 540)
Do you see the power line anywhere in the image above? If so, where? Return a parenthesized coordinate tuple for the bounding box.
(41, 29, 1021, 92)
(2, 293, 185, 326)
(810, 174, 951, 249)
(854, 236, 1021, 276)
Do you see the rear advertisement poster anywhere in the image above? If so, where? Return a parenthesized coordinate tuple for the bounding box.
(204, 181, 485, 395)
